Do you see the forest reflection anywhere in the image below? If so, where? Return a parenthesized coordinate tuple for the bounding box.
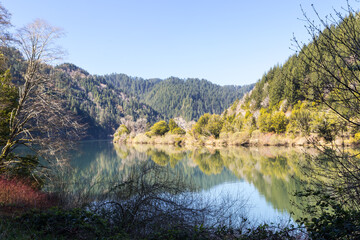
(60, 142, 317, 221)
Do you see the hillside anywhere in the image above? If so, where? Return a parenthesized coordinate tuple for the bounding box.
(3, 47, 253, 139)
(54, 63, 162, 139)
(104, 74, 254, 121)
(123, 12, 360, 146)
(59, 65, 253, 138)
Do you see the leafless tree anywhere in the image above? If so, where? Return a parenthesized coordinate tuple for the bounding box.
(87, 161, 249, 238)
(120, 116, 148, 135)
(293, 1, 360, 209)
(0, 20, 83, 177)
(0, 4, 13, 46)
(294, 2, 360, 126)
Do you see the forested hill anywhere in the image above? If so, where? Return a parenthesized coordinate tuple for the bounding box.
(215, 12, 360, 138)
(54, 63, 162, 139)
(104, 74, 254, 120)
(224, 47, 312, 117)
(62, 66, 253, 137)
(242, 55, 307, 111)
(4, 47, 253, 139)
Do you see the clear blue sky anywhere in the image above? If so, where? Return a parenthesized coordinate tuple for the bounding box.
(2, 0, 357, 86)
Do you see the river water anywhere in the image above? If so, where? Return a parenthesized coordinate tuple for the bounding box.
(63, 140, 310, 226)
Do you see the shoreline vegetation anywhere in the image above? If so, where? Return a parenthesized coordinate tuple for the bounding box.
(113, 100, 360, 147)
(113, 100, 360, 148)
(2, 0, 360, 238)
(114, 129, 357, 148)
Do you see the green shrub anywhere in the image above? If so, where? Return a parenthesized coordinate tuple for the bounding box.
(172, 127, 186, 135)
(116, 124, 130, 136)
(14, 207, 111, 239)
(150, 120, 170, 136)
(258, 108, 272, 132)
(271, 111, 288, 134)
(207, 115, 223, 138)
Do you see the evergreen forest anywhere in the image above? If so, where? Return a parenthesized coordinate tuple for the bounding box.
(2, 47, 253, 139)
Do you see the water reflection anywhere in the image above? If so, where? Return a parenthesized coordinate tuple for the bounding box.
(62, 141, 311, 223)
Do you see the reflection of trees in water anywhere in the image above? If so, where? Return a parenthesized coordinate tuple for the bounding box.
(192, 150, 224, 175)
(143, 146, 311, 220)
(64, 142, 313, 220)
(217, 147, 309, 220)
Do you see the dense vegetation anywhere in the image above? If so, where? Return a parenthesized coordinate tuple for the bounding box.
(104, 74, 254, 121)
(1, 49, 253, 140)
(55, 63, 162, 138)
(158, 11, 360, 143)
(2, 0, 360, 238)
(113, 7, 360, 238)
(117, 12, 360, 145)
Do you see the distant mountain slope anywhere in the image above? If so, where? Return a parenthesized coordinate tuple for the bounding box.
(207, 12, 360, 140)
(55, 63, 162, 138)
(243, 55, 307, 111)
(3, 47, 254, 139)
(103, 73, 161, 98)
(104, 74, 254, 121)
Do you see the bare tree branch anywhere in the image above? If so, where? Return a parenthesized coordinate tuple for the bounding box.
(0, 20, 84, 178)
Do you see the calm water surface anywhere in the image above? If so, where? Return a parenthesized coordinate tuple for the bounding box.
(67, 140, 310, 225)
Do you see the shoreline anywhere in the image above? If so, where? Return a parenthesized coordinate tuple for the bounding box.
(113, 130, 356, 148)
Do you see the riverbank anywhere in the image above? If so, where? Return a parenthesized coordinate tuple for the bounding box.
(114, 130, 356, 147)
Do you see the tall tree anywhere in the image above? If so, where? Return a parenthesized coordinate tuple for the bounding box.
(0, 20, 82, 176)
(0, 4, 13, 45)
(293, 3, 360, 238)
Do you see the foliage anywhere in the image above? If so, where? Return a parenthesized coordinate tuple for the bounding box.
(149, 120, 170, 136)
(168, 118, 178, 132)
(105, 74, 254, 121)
(172, 127, 186, 135)
(287, 101, 312, 134)
(221, 113, 236, 133)
(168, 118, 186, 135)
(0, 60, 17, 146)
(0, 20, 83, 178)
(258, 108, 272, 132)
(297, 191, 360, 240)
(271, 111, 288, 134)
(0, 176, 55, 209)
(253, 107, 289, 134)
(115, 124, 130, 136)
(207, 114, 223, 138)
(14, 208, 109, 239)
(192, 113, 211, 136)
(311, 113, 341, 142)
(192, 113, 224, 139)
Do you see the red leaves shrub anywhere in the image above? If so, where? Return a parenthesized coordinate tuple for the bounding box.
(0, 176, 57, 209)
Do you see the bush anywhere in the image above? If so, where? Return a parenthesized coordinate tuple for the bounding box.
(258, 108, 272, 132)
(0, 176, 56, 209)
(192, 113, 211, 136)
(172, 127, 186, 135)
(298, 192, 360, 240)
(15, 207, 110, 239)
(150, 120, 170, 136)
(168, 119, 178, 132)
(207, 115, 223, 138)
(271, 111, 288, 134)
(192, 114, 223, 139)
(115, 124, 130, 136)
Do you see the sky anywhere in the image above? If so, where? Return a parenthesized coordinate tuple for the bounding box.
(2, 0, 358, 86)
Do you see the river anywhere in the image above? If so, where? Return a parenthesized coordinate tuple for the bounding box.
(58, 140, 312, 226)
